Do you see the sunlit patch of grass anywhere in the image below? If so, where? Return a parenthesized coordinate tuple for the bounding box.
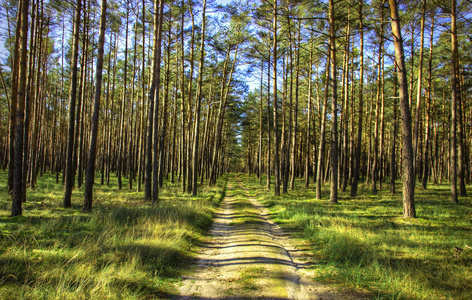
(0, 170, 227, 299)
(236, 266, 267, 290)
(239, 173, 472, 300)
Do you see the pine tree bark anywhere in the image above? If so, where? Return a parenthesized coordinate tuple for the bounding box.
(413, 0, 426, 170)
(450, 0, 459, 203)
(259, 60, 264, 185)
(341, 5, 351, 192)
(266, 56, 272, 190)
(389, 0, 416, 218)
(192, 0, 207, 196)
(391, 66, 398, 194)
(11, 0, 30, 216)
(372, 4, 384, 194)
(179, 4, 186, 191)
(316, 56, 330, 200)
(8, 0, 22, 194)
(63, 0, 81, 208)
(159, 20, 172, 189)
(290, 21, 301, 190)
(305, 36, 314, 188)
(209, 48, 231, 186)
(329, 0, 338, 204)
(117, 3, 130, 190)
(422, 14, 435, 190)
(272, 0, 280, 196)
(351, 0, 364, 197)
(152, 0, 164, 203)
(82, 0, 106, 212)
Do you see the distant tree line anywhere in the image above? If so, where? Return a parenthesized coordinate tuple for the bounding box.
(0, 0, 470, 218)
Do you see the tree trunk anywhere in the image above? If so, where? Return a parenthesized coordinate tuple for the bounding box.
(329, 0, 338, 204)
(413, 0, 426, 171)
(305, 36, 314, 188)
(8, 0, 22, 194)
(152, 0, 165, 203)
(290, 21, 301, 190)
(159, 19, 172, 188)
(273, 0, 280, 196)
(117, 4, 130, 190)
(351, 0, 364, 197)
(259, 60, 264, 185)
(266, 56, 271, 190)
(316, 56, 330, 200)
(82, 0, 106, 212)
(341, 5, 351, 192)
(63, 0, 81, 208)
(12, 0, 31, 216)
(389, 0, 416, 218)
(372, 4, 384, 194)
(192, 0, 207, 196)
(450, 0, 459, 203)
(422, 13, 435, 190)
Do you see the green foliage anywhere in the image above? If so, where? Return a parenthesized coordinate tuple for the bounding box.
(240, 174, 472, 300)
(0, 170, 227, 299)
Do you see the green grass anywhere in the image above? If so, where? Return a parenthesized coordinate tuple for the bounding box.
(0, 170, 227, 299)
(239, 173, 472, 300)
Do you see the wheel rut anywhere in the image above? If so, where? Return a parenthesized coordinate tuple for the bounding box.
(173, 177, 369, 299)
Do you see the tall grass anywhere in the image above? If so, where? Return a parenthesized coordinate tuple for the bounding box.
(0, 171, 226, 299)
(240, 173, 472, 300)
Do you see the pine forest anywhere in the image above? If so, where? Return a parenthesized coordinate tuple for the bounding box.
(0, 0, 471, 299)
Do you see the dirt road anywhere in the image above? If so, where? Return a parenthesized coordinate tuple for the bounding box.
(174, 179, 368, 299)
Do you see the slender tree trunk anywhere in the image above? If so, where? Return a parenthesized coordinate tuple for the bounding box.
(23, 0, 39, 200)
(192, 0, 207, 196)
(389, 0, 416, 218)
(179, 5, 186, 191)
(63, 0, 81, 208)
(273, 0, 280, 196)
(290, 21, 301, 190)
(450, 0, 459, 203)
(329, 0, 338, 204)
(305, 37, 314, 188)
(316, 57, 330, 200)
(82, 0, 106, 212)
(101, 34, 112, 185)
(137, 0, 146, 192)
(413, 0, 426, 171)
(145, 0, 158, 201)
(129, 19, 139, 190)
(117, 4, 130, 190)
(259, 60, 264, 185)
(379, 55, 386, 189)
(12, 0, 31, 215)
(77, 30, 89, 189)
(341, 5, 351, 192)
(351, 0, 364, 197)
(152, 0, 164, 204)
(209, 48, 232, 185)
(8, 0, 22, 194)
(266, 57, 271, 190)
(159, 19, 172, 189)
(186, 4, 196, 193)
(372, 5, 384, 194)
(422, 13, 435, 190)
(390, 66, 398, 194)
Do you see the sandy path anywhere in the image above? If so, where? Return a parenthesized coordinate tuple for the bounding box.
(173, 179, 368, 299)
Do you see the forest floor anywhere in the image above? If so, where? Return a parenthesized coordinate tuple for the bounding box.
(173, 177, 370, 299)
(1, 171, 470, 299)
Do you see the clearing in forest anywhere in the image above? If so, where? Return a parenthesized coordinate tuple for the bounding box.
(174, 177, 368, 299)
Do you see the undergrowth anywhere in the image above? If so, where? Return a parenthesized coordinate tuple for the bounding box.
(0, 170, 227, 299)
(240, 173, 472, 300)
